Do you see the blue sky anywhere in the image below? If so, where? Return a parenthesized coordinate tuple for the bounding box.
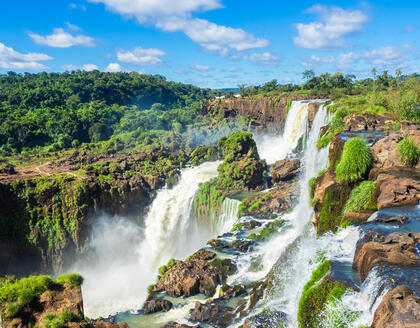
(0, 0, 419, 88)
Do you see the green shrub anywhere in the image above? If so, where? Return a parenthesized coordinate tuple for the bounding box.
(308, 177, 316, 200)
(158, 258, 177, 276)
(298, 259, 347, 328)
(335, 138, 371, 183)
(56, 273, 84, 289)
(17, 288, 36, 305)
(4, 303, 20, 318)
(0, 275, 53, 303)
(60, 309, 82, 323)
(398, 137, 420, 166)
(147, 284, 155, 294)
(42, 313, 66, 328)
(343, 181, 377, 215)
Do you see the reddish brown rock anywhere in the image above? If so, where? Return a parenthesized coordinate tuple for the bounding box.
(328, 135, 346, 167)
(372, 286, 420, 328)
(344, 113, 391, 132)
(153, 250, 236, 297)
(340, 210, 375, 225)
(353, 232, 420, 281)
(270, 159, 300, 184)
(371, 131, 403, 169)
(376, 171, 420, 209)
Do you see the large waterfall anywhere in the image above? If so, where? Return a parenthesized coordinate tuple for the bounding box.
(73, 99, 390, 327)
(74, 161, 221, 318)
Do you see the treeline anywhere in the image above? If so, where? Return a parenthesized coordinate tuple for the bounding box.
(0, 71, 213, 154)
(239, 70, 420, 98)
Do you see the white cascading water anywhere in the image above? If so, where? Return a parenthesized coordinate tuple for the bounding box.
(73, 161, 220, 318)
(214, 197, 241, 235)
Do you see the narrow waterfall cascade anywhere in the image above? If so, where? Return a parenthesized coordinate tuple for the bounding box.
(73, 161, 220, 318)
(213, 197, 241, 236)
(257, 99, 328, 164)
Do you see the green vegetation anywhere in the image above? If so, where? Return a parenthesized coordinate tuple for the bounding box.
(189, 145, 220, 166)
(335, 138, 371, 183)
(309, 177, 317, 200)
(298, 259, 347, 328)
(247, 220, 284, 241)
(193, 179, 225, 221)
(4, 303, 20, 318)
(343, 181, 377, 215)
(158, 258, 177, 277)
(317, 108, 349, 149)
(0, 275, 53, 304)
(56, 274, 84, 289)
(398, 137, 420, 166)
(42, 310, 83, 328)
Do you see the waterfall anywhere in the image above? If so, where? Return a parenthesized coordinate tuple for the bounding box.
(257, 100, 327, 164)
(213, 197, 241, 235)
(73, 161, 220, 318)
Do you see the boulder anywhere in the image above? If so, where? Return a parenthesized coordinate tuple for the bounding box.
(161, 323, 200, 328)
(371, 131, 403, 169)
(270, 159, 300, 183)
(344, 113, 390, 132)
(153, 250, 236, 297)
(143, 299, 173, 314)
(353, 232, 420, 281)
(328, 135, 346, 167)
(341, 210, 375, 225)
(189, 301, 233, 328)
(372, 286, 420, 328)
(376, 171, 420, 209)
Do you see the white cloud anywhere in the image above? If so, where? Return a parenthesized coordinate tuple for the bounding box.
(29, 28, 95, 48)
(301, 55, 335, 67)
(294, 5, 368, 50)
(173, 70, 186, 74)
(337, 52, 360, 69)
(244, 52, 280, 66)
(229, 67, 241, 72)
(105, 62, 124, 72)
(117, 46, 166, 65)
(89, 0, 268, 55)
(191, 64, 211, 71)
(69, 3, 87, 11)
(65, 22, 81, 31)
(0, 42, 52, 70)
(62, 64, 99, 71)
(363, 46, 404, 67)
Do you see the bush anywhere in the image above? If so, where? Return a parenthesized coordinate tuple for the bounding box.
(56, 273, 84, 289)
(308, 177, 316, 200)
(398, 137, 420, 166)
(335, 138, 371, 183)
(4, 303, 20, 318)
(0, 275, 53, 303)
(343, 181, 377, 215)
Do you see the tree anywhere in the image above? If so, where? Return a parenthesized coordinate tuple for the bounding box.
(302, 69, 315, 82)
(371, 67, 377, 93)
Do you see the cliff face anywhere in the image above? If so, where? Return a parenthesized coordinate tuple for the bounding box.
(207, 95, 324, 133)
(0, 149, 184, 277)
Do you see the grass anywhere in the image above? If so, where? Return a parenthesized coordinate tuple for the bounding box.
(0, 275, 53, 304)
(298, 259, 347, 328)
(335, 138, 371, 183)
(158, 258, 177, 277)
(56, 273, 84, 289)
(343, 181, 377, 215)
(398, 137, 420, 166)
(42, 310, 83, 328)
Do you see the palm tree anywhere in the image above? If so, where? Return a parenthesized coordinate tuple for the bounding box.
(371, 67, 377, 93)
(395, 68, 402, 87)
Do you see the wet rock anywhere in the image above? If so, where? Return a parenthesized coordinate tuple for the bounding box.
(353, 232, 420, 281)
(328, 135, 346, 167)
(242, 220, 262, 230)
(154, 250, 236, 297)
(370, 215, 409, 225)
(269, 159, 300, 184)
(241, 309, 288, 328)
(143, 299, 173, 314)
(161, 323, 200, 328)
(189, 301, 233, 327)
(344, 113, 390, 132)
(308, 102, 322, 128)
(218, 284, 247, 299)
(372, 286, 420, 328)
(376, 171, 420, 209)
(341, 210, 375, 225)
(93, 322, 129, 328)
(319, 124, 329, 138)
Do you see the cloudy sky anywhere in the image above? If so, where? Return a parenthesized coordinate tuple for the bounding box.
(1, 0, 419, 88)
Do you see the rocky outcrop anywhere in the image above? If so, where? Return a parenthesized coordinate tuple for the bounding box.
(207, 96, 323, 133)
(143, 299, 173, 314)
(372, 286, 420, 328)
(353, 232, 420, 281)
(344, 113, 391, 132)
(375, 170, 420, 209)
(269, 159, 300, 184)
(328, 135, 346, 167)
(371, 131, 403, 169)
(189, 301, 233, 327)
(312, 167, 353, 235)
(152, 250, 236, 297)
